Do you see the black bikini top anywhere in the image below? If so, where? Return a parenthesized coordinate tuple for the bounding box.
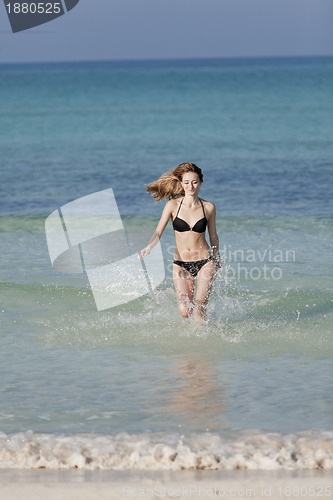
(172, 198, 207, 233)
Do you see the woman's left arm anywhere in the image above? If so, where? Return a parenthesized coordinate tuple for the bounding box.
(207, 203, 222, 268)
(138, 200, 174, 260)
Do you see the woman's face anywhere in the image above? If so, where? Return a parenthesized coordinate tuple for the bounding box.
(181, 172, 201, 196)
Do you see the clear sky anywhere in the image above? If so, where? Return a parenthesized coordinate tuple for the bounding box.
(1, 0, 333, 63)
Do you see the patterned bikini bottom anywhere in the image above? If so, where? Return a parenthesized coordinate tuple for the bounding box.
(173, 256, 214, 277)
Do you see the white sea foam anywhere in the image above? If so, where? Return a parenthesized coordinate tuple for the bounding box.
(0, 430, 332, 471)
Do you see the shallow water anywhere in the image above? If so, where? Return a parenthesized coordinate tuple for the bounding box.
(0, 56, 332, 469)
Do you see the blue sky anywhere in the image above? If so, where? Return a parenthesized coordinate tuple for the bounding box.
(1, 0, 333, 63)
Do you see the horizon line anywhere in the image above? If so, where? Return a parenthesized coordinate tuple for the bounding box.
(1, 53, 333, 67)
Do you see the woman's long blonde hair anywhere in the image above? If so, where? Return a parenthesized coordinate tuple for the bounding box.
(145, 162, 203, 201)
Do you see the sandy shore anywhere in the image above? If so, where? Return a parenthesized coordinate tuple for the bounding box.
(0, 470, 331, 500)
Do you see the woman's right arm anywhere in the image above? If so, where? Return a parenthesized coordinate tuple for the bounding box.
(138, 200, 174, 259)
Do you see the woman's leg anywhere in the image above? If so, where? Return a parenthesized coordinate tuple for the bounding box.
(173, 264, 195, 318)
(193, 260, 216, 323)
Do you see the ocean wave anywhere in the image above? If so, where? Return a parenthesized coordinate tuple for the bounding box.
(0, 430, 332, 471)
(0, 213, 332, 229)
(2, 279, 332, 355)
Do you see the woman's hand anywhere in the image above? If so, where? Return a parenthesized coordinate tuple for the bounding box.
(138, 247, 151, 260)
(214, 255, 222, 270)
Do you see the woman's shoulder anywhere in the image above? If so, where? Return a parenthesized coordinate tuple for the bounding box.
(165, 197, 181, 209)
(200, 198, 216, 214)
(164, 197, 181, 215)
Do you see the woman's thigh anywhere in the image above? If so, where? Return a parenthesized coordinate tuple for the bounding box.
(195, 260, 216, 305)
(173, 264, 195, 304)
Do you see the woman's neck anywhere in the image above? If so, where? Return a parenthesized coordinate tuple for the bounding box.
(183, 194, 200, 206)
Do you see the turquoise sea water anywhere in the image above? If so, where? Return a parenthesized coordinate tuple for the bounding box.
(0, 57, 332, 470)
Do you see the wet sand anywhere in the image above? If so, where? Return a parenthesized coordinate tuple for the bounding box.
(0, 469, 331, 500)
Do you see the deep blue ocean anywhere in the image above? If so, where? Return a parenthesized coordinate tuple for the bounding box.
(0, 57, 332, 470)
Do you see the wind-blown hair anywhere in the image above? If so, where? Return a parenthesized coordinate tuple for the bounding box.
(145, 162, 203, 201)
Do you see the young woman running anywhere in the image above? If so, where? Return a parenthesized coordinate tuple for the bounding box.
(139, 162, 221, 324)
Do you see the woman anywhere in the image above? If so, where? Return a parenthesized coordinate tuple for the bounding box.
(139, 162, 221, 324)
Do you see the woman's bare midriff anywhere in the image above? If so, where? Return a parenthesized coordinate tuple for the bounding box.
(173, 233, 212, 261)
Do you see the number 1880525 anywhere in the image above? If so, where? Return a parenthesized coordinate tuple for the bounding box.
(278, 485, 331, 497)
(6, 3, 62, 14)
